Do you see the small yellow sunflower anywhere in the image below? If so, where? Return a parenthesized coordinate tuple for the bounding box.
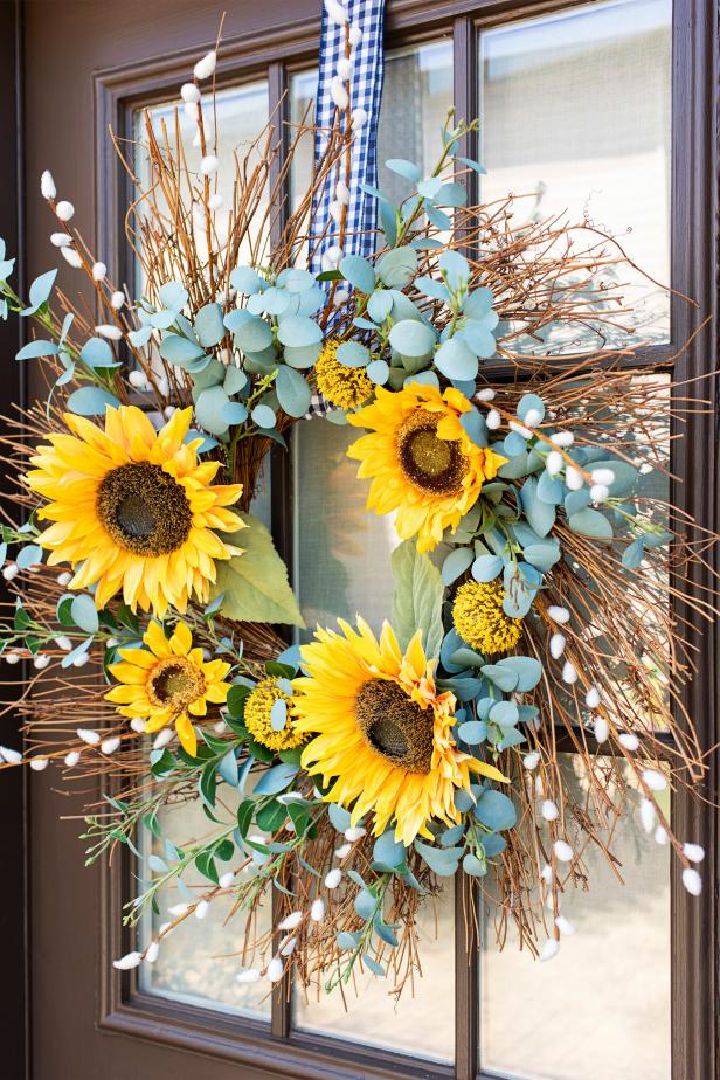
(315, 339, 373, 410)
(453, 579, 523, 655)
(244, 678, 306, 751)
(27, 405, 244, 615)
(106, 620, 231, 756)
(347, 382, 506, 553)
(293, 617, 507, 845)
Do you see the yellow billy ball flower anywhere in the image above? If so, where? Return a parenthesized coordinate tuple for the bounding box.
(244, 678, 305, 752)
(453, 579, 523, 655)
(106, 620, 231, 757)
(315, 339, 373, 410)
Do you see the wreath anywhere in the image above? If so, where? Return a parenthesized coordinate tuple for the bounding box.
(0, 37, 714, 998)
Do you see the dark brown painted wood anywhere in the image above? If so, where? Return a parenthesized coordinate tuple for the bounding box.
(0, 2, 29, 1077)
(14, 0, 720, 1078)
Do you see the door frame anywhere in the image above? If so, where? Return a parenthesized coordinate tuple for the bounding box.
(5, 0, 720, 1078)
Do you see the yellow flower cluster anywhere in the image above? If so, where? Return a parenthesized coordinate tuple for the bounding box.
(244, 678, 305, 751)
(452, 580, 523, 655)
(315, 339, 373, 410)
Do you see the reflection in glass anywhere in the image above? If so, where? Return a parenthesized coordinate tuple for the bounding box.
(295, 878, 455, 1063)
(292, 420, 398, 637)
(139, 794, 272, 1019)
(480, 0, 672, 346)
(480, 756, 671, 1079)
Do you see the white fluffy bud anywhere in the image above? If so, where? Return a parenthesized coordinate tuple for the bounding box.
(113, 951, 142, 970)
(55, 200, 75, 222)
(585, 686, 601, 708)
(553, 840, 573, 863)
(61, 247, 83, 268)
(589, 483, 609, 504)
(41, 170, 56, 200)
(523, 751, 540, 771)
(180, 82, 201, 104)
(591, 468, 616, 486)
(551, 431, 574, 447)
(640, 798, 655, 833)
(110, 290, 125, 309)
(545, 450, 563, 476)
(193, 50, 216, 81)
(310, 898, 326, 922)
(594, 715, 610, 744)
(642, 768, 667, 792)
(267, 956, 284, 983)
(561, 661, 577, 685)
(200, 154, 219, 176)
(682, 867, 702, 896)
(565, 465, 584, 491)
(547, 605, 570, 624)
(348, 24, 362, 45)
(550, 633, 566, 659)
(92, 261, 106, 281)
(683, 843, 705, 863)
(76, 728, 100, 746)
(50, 232, 72, 248)
(618, 732, 639, 751)
(324, 0, 348, 25)
(539, 939, 560, 962)
(541, 799, 559, 821)
(324, 868, 342, 889)
(485, 409, 501, 430)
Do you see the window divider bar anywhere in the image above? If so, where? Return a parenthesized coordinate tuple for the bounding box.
(455, 871, 480, 1080)
(268, 57, 294, 1043)
(453, 15, 479, 256)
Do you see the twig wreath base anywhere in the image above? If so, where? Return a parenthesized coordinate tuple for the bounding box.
(0, 34, 714, 999)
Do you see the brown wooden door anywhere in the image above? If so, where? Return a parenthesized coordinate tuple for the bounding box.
(15, 2, 720, 1079)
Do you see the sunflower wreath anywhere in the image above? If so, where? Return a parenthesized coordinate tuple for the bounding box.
(0, 38, 716, 1002)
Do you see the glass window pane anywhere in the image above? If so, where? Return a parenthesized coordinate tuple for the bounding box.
(479, 0, 671, 347)
(134, 80, 270, 273)
(480, 755, 671, 1079)
(292, 419, 398, 637)
(139, 795, 272, 1020)
(292, 38, 453, 638)
(291, 42, 455, 1062)
(294, 879, 455, 1063)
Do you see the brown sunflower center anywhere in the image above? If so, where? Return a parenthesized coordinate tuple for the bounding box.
(397, 410, 467, 496)
(97, 462, 193, 556)
(147, 657, 205, 710)
(355, 679, 435, 774)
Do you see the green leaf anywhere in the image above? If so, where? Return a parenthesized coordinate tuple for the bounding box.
(520, 477, 555, 538)
(622, 536, 645, 568)
(252, 762, 298, 797)
(67, 387, 120, 416)
(474, 790, 516, 831)
(354, 889, 377, 921)
(376, 247, 417, 288)
(414, 840, 463, 876)
(391, 539, 444, 659)
(441, 546, 474, 586)
(389, 319, 435, 357)
(568, 508, 613, 540)
(194, 303, 225, 347)
(372, 829, 405, 869)
(16, 340, 58, 361)
(340, 254, 375, 294)
(212, 513, 305, 626)
(276, 365, 311, 417)
(70, 594, 99, 634)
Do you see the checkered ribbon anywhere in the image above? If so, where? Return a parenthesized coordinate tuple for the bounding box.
(309, 0, 387, 415)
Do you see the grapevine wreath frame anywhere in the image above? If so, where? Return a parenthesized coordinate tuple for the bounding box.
(0, 30, 717, 1007)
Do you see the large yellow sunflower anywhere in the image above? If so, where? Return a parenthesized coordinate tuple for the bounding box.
(293, 618, 507, 845)
(347, 382, 506, 553)
(27, 405, 244, 615)
(106, 620, 231, 756)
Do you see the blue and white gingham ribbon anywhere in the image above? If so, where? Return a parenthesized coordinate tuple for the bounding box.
(309, 0, 387, 414)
